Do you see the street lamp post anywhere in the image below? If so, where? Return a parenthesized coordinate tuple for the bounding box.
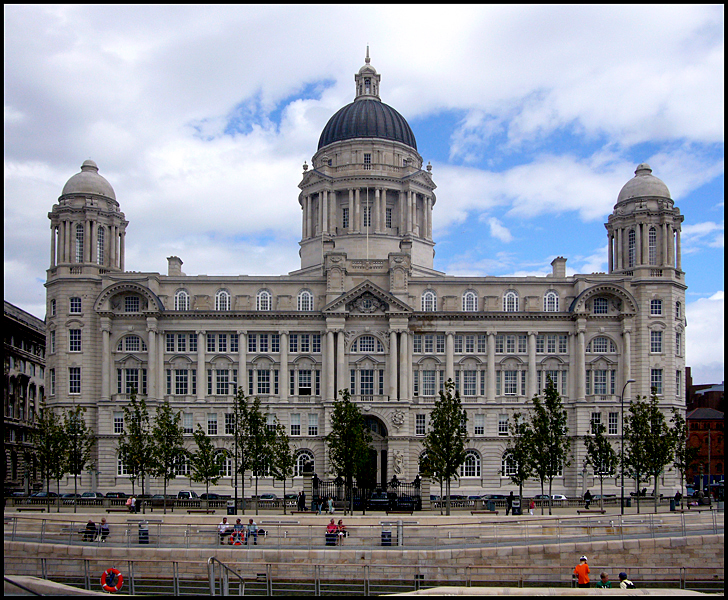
(232, 383, 238, 515)
(620, 378, 636, 515)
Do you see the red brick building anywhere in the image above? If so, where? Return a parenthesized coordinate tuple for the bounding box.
(686, 407, 724, 492)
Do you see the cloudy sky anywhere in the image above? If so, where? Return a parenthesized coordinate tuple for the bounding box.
(4, 5, 724, 383)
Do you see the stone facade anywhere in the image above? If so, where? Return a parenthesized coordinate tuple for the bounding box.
(44, 54, 686, 496)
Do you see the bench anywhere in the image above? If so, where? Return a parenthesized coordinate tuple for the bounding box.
(187, 509, 216, 514)
(471, 510, 499, 515)
(577, 509, 606, 514)
(106, 508, 131, 513)
(386, 510, 413, 515)
(16, 507, 46, 512)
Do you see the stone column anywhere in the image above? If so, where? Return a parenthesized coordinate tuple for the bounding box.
(675, 228, 681, 270)
(50, 225, 56, 268)
(662, 222, 669, 267)
(120, 231, 126, 271)
(399, 331, 409, 401)
(348, 189, 354, 232)
(238, 332, 247, 398)
(635, 223, 641, 266)
(197, 331, 206, 400)
(381, 189, 387, 231)
(109, 225, 115, 268)
(354, 188, 361, 233)
(487, 332, 496, 402)
(527, 331, 537, 399)
(101, 320, 111, 401)
(326, 331, 335, 400)
(608, 233, 613, 273)
(389, 330, 398, 400)
(158, 327, 165, 400)
(445, 332, 454, 382)
(336, 330, 345, 397)
(279, 331, 288, 402)
(147, 319, 157, 399)
(622, 324, 632, 386)
(374, 188, 381, 233)
(576, 321, 586, 400)
(322, 190, 328, 234)
(615, 228, 621, 270)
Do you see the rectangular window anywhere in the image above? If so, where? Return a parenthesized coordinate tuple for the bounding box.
(521, 370, 527, 396)
(300, 334, 310, 353)
(189, 333, 197, 352)
(167, 333, 175, 352)
(308, 413, 318, 436)
(363, 153, 371, 170)
(266, 413, 276, 433)
(608, 412, 619, 435)
(177, 334, 187, 352)
(676, 370, 682, 397)
(536, 335, 544, 354)
(474, 414, 485, 436)
(360, 369, 374, 398)
(415, 414, 426, 436)
(257, 370, 270, 395)
(363, 204, 371, 227)
(50, 298, 56, 317)
(125, 368, 139, 395)
(315, 370, 321, 396)
(546, 335, 556, 354)
(298, 370, 312, 395)
(676, 332, 681, 356)
(49, 330, 55, 354)
(379, 369, 385, 395)
(70, 297, 82, 313)
(504, 371, 517, 395)
(49, 368, 56, 396)
(124, 296, 139, 312)
(424, 334, 434, 354)
(651, 299, 662, 315)
(506, 335, 516, 354)
(183, 412, 193, 434)
(175, 370, 189, 395)
(518, 335, 527, 354)
(224, 413, 235, 435)
(454, 335, 463, 354)
(207, 334, 216, 353)
(290, 413, 301, 436)
(218, 334, 227, 353)
(207, 413, 217, 436)
(69, 367, 81, 394)
(114, 412, 124, 434)
(559, 335, 568, 353)
(422, 370, 436, 396)
(191, 370, 196, 395)
(216, 369, 229, 395)
(498, 414, 509, 436)
(651, 330, 662, 353)
(413, 335, 422, 354)
(477, 335, 487, 354)
(594, 370, 607, 395)
(248, 334, 257, 353)
(465, 335, 475, 354)
(69, 329, 81, 352)
(271, 334, 280, 353)
(590, 412, 602, 434)
(289, 334, 298, 353)
(651, 369, 663, 395)
(386, 207, 392, 228)
(312, 334, 321, 353)
(259, 334, 269, 353)
(463, 370, 477, 396)
(342, 207, 350, 229)
(230, 333, 238, 353)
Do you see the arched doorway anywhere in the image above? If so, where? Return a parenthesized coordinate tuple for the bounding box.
(364, 416, 388, 489)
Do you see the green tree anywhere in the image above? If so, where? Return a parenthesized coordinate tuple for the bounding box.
(670, 408, 699, 509)
(583, 422, 618, 510)
(420, 380, 468, 516)
(623, 392, 673, 513)
(269, 419, 295, 514)
(189, 424, 222, 499)
(529, 378, 571, 515)
(63, 405, 95, 514)
(326, 389, 372, 514)
(505, 412, 534, 511)
(116, 392, 154, 498)
(235, 391, 274, 515)
(151, 399, 186, 514)
(34, 402, 66, 513)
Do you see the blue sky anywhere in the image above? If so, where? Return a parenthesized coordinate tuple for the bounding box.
(4, 5, 723, 383)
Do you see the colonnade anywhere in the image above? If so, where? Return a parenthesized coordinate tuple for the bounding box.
(301, 187, 433, 240)
(608, 221, 681, 272)
(50, 219, 125, 270)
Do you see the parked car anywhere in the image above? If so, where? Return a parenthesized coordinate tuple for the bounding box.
(31, 491, 59, 498)
(284, 493, 298, 501)
(81, 492, 105, 499)
(485, 494, 506, 500)
(61, 493, 81, 499)
(258, 493, 277, 500)
(105, 492, 128, 498)
(177, 490, 198, 499)
(534, 494, 550, 500)
(368, 491, 390, 510)
(200, 492, 223, 500)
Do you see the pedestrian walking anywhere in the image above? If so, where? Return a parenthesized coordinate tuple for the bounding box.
(573, 555, 590, 588)
(506, 491, 514, 516)
(529, 499, 535, 515)
(584, 489, 592, 509)
(328, 497, 334, 514)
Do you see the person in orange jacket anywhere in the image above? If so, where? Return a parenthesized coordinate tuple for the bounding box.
(573, 555, 591, 588)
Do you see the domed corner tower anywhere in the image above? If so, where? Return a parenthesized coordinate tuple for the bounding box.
(48, 159, 129, 277)
(297, 49, 438, 277)
(606, 163, 687, 411)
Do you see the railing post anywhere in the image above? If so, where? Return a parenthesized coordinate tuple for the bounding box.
(84, 558, 90, 590)
(128, 560, 135, 596)
(223, 567, 229, 596)
(41, 557, 47, 580)
(173, 561, 180, 596)
(364, 564, 370, 596)
(266, 563, 273, 596)
(208, 558, 216, 596)
(40, 519, 45, 544)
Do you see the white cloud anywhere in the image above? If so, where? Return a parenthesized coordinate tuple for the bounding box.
(486, 217, 513, 243)
(686, 292, 724, 384)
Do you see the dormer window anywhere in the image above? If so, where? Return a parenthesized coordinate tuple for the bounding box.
(363, 153, 371, 170)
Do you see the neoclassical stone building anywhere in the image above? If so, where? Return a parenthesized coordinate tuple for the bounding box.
(45, 54, 686, 496)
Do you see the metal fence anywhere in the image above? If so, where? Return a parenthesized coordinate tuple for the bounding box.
(4, 555, 723, 596)
(4, 510, 723, 551)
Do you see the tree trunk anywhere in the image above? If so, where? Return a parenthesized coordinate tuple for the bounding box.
(163, 477, 167, 515)
(599, 476, 604, 511)
(446, 478, 451, 516)
(73, 473, 78, 513)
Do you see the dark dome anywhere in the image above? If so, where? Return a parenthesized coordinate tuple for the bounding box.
(318, 99, 417, 151)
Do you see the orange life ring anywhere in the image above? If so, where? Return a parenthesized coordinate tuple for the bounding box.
(101, 567, 123, 593)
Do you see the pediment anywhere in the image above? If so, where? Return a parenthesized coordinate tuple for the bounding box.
(322, 280, 412, 315)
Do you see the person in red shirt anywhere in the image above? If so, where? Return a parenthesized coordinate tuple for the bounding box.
(573, 555, 591, 587)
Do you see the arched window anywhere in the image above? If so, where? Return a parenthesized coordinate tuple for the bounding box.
(256, 290, 272, 311)
(174, 290, 190, 311)
(503, 291, 519, 312)
(215, 290, 230, 311)
(587, 336, 616, 353)
(544, 291, 559, 312)
(117, 335, 148, 352)
(75, 223, 84, 263)
(460, 450, 481, 478)
(352, 335, 384, 353)
(501, 453, 517, 477)
(675, 301, 682, 319)
(297, 290, 313, 312)
(96, 227, 105, 265)
(294, 450, 315, 477)
(462, 291, 478, 312)
(422, 290, 437, 312)
(648, 227, 657, 265)
(628, 229, 636, 267)
(593, 298, 608, 314)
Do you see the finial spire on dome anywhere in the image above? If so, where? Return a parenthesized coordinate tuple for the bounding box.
(365, 45, 370, 64)
(355, 48, 381, 101)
